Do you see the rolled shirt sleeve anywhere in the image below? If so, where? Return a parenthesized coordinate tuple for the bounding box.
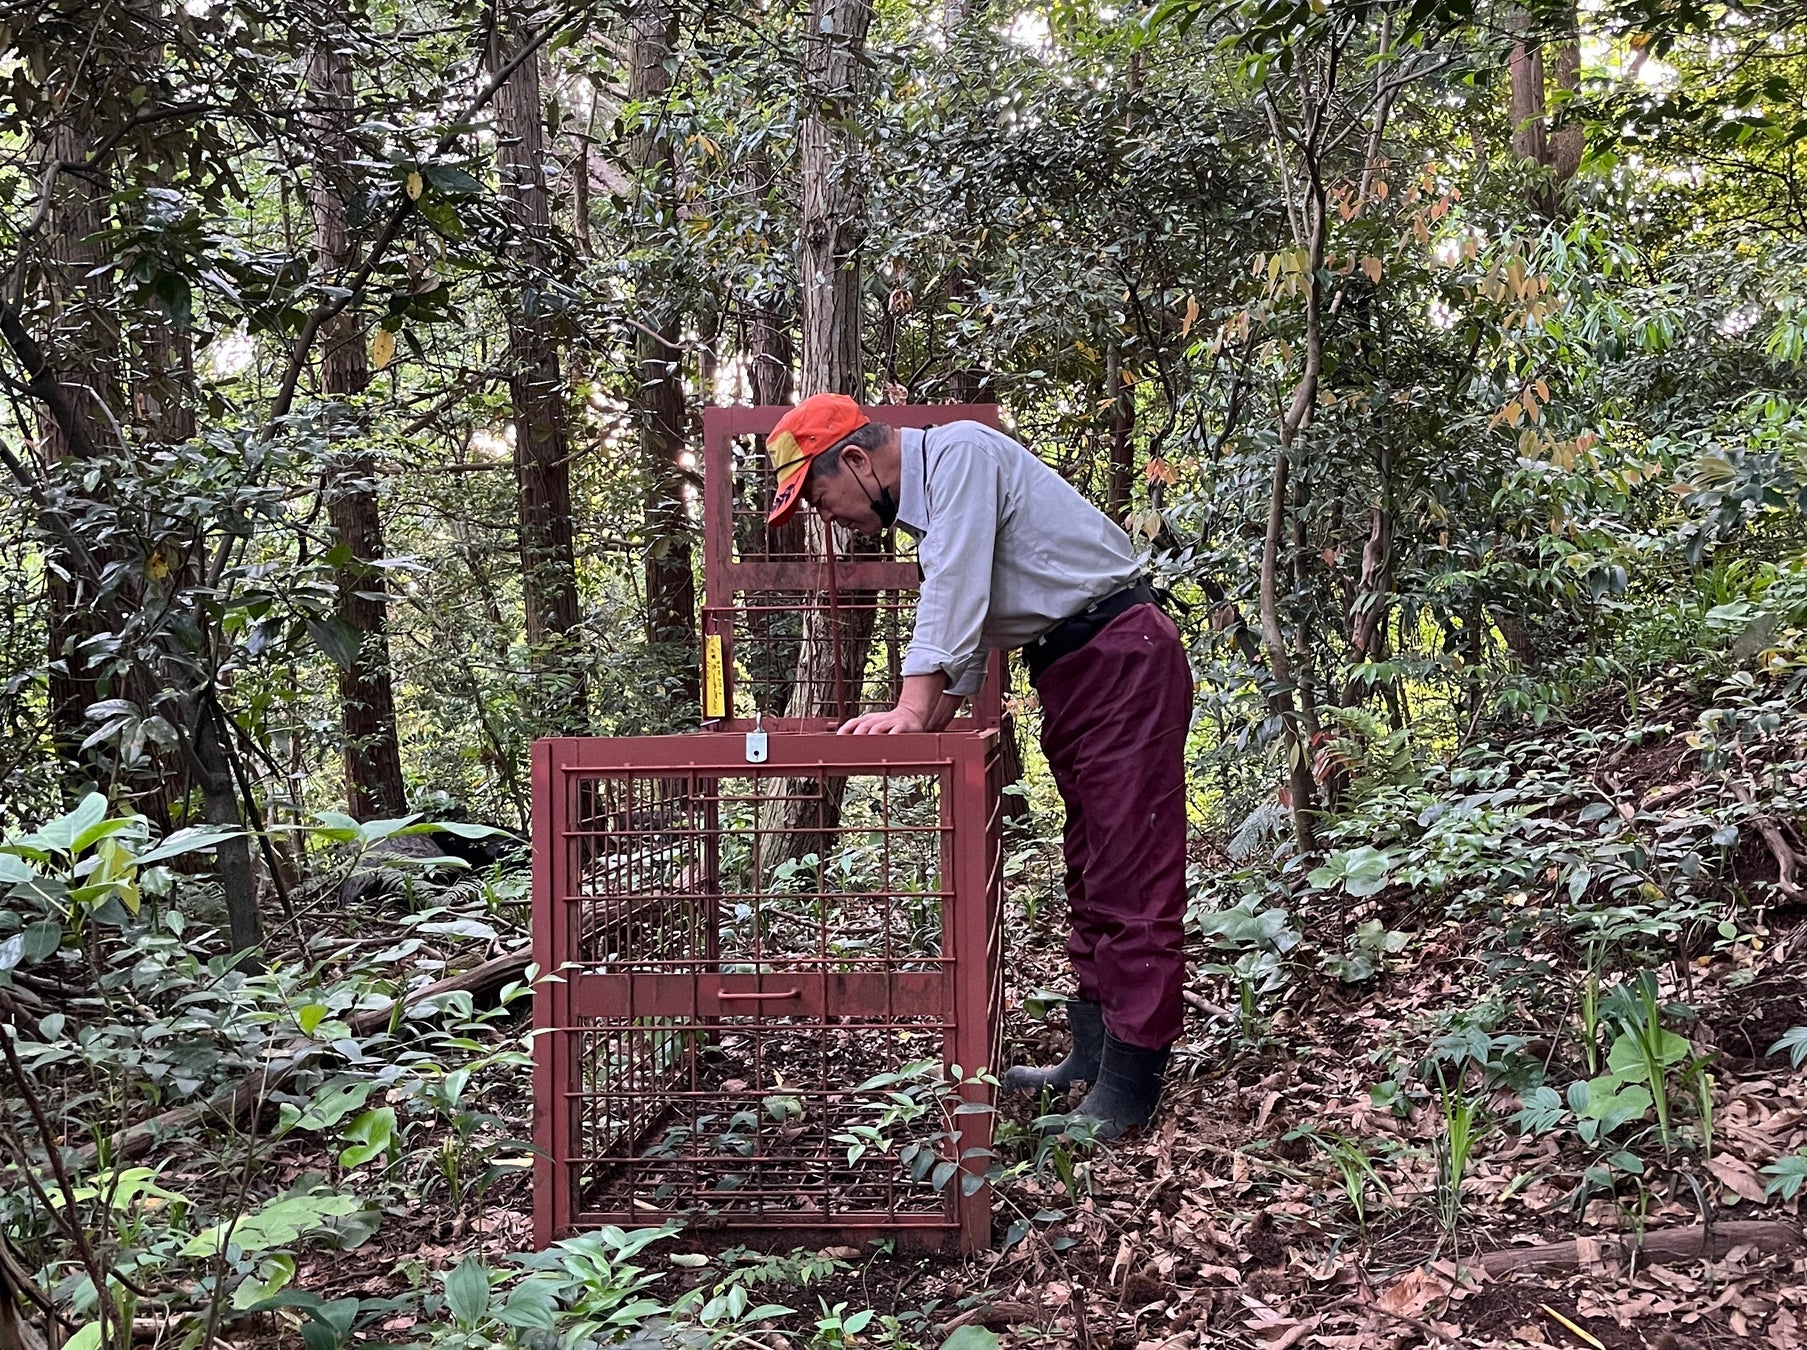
(902, 433, 1000, 692)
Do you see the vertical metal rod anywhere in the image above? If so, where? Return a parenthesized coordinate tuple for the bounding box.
(824, 522, 848, 720)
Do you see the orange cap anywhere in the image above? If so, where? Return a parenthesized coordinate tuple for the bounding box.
(765, 394, 870, 527)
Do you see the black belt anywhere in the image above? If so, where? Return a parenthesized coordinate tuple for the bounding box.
(1023, 581, 1161, 686)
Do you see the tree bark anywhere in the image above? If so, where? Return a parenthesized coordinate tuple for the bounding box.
(1510, 4, 1582, 216)
(1547, 3, 1584, 183)
(1478, 1221, 1802, 1277)
(740, 162, 808, 715)
(1104, 343, 1134, 525)
(38, 124, 122, 771)
(491, 17, 586, 734)
(625, 0, 698, 708)
(1260, 89, 1327, 853)
(309, 36, 408, 819)
(797, 0, 872, 398)
(764, 0, 878, 858)
(1508, 17, 1547, 168)
(189, 697, 263, 962)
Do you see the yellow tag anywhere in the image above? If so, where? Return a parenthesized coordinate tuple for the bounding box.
(372, 328, 396, 370)
(405, 171, 423, 201)
(703, 634, 725, 718)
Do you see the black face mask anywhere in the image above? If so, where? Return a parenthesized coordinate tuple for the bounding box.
(855, 464, 898, 530)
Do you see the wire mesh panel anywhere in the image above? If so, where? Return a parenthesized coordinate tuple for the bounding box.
(699, 405, 1005, 731)
(533, 733, 1004, 1252)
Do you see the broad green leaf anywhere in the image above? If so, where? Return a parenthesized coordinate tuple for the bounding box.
(295, 1003, 329, 1038)
(444, 1256, 491, 1327)
(64, 1323, 103, 1350)
(17, 793, 108, 853)
(277, 1080, 373, 1135)
(357, 814, 424, 843)
(231, 1254, 297, 1311)
(496, 1275, 560, 1330)
(1606, 1028, 1690, 1082)
(942, 1327, 1003, 1350)
(338, 1107, 397, 1169)
(182, 1191, 362, 1257)
(135, 825, 243, 865)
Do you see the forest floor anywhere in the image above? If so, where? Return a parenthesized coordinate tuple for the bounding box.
(268, 881, 1806, 1350)
(162, 678, 1807, 1349)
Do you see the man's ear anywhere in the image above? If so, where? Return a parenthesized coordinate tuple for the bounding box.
(840, 445, 869, 476)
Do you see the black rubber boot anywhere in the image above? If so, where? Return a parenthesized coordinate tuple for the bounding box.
(1000, 1000, 1104, 1094)
(1069, 1033, 1169, 1140)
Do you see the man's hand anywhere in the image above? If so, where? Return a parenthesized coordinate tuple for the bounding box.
(837, 705, 927, 735)
(837, 672, 947, 734)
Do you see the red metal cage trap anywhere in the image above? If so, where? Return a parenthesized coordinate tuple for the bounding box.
(533, 405, 1010, 1252)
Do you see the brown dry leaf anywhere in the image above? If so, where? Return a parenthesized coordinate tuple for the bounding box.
(1708, 1154, 1770, 1204)
(1376, 1267, 1449, 1319)
(1770, 1305, 1803, 1349)
(1243, 1298, 1322, 1344)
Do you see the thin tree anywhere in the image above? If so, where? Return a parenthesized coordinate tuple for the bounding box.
(762, 0, 878, 856)
(308, 28, 408, 819)
(624, 0, 698, 705)
(490, 9, 586, 733)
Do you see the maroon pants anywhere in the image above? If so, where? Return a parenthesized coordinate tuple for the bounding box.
(1036, 603, 1191, 1050)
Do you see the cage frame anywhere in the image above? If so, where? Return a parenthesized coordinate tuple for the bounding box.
(532, 730, 1005, 1253)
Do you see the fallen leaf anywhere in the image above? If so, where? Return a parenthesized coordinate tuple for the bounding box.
(1708, 1155, 1769, 1204)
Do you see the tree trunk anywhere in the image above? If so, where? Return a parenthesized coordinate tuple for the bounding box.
(797, 0, 871, 397)
(764, 0, 877, 858)
(1259, 94, 1326, 853)
(1508, 18, 1547, 168)
(741, 174, 806, 715)
(38, 125, 122, 772)
(491, 18, 586, 734)
(1547, 1, 1584, 183)
(1104, 343, 1134, 524)
(309, 36, 408, 819)
(1510, 4, 1582, 215)
(189, 697, 263, 962)
(626, 0, 698, 709)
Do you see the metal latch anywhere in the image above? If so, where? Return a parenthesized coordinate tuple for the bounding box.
(745, 711, 769, 764)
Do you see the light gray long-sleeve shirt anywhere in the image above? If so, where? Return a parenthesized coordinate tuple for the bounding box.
(895, 422, 1143, 697)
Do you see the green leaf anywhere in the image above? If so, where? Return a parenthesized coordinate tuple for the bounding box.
(296, 1003, 329, 1038)
(64, 1323, 103, 1350)
(496, 1275, 560, 1330)
(277, 1080, 374, 1135)
(182, 1191, 362, 1257)
(135, 825, 243, 865)
(1606, 1028, 1689, 1081)
(306, 616, 362, 670)
(71, 814, 138, 854)
(1761, 1153, 1807, 1201)
(22, 920, 62, 963)
(17, 793, 108, 852)
(304, 812, 363, 844)
(444, 1256, 491, 1328)
(1308, 845, 1394, 897)
(1767, 1027, 1807, 1068)
(231, 1254, 298, 1311)
(338, 1108, 397, 1169)
(422, 164, 484, 196)
(941, 1327, 1003, 1350)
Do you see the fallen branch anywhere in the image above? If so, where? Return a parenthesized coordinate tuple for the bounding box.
(1478, 1220, 1804, 1277)
(1183, 989, 1233, 1019)
(77, 949, 531, 1166)
(1729, 776, 1803, 897)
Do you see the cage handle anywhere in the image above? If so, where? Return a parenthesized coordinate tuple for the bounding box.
(714, 988, 801, 1002)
